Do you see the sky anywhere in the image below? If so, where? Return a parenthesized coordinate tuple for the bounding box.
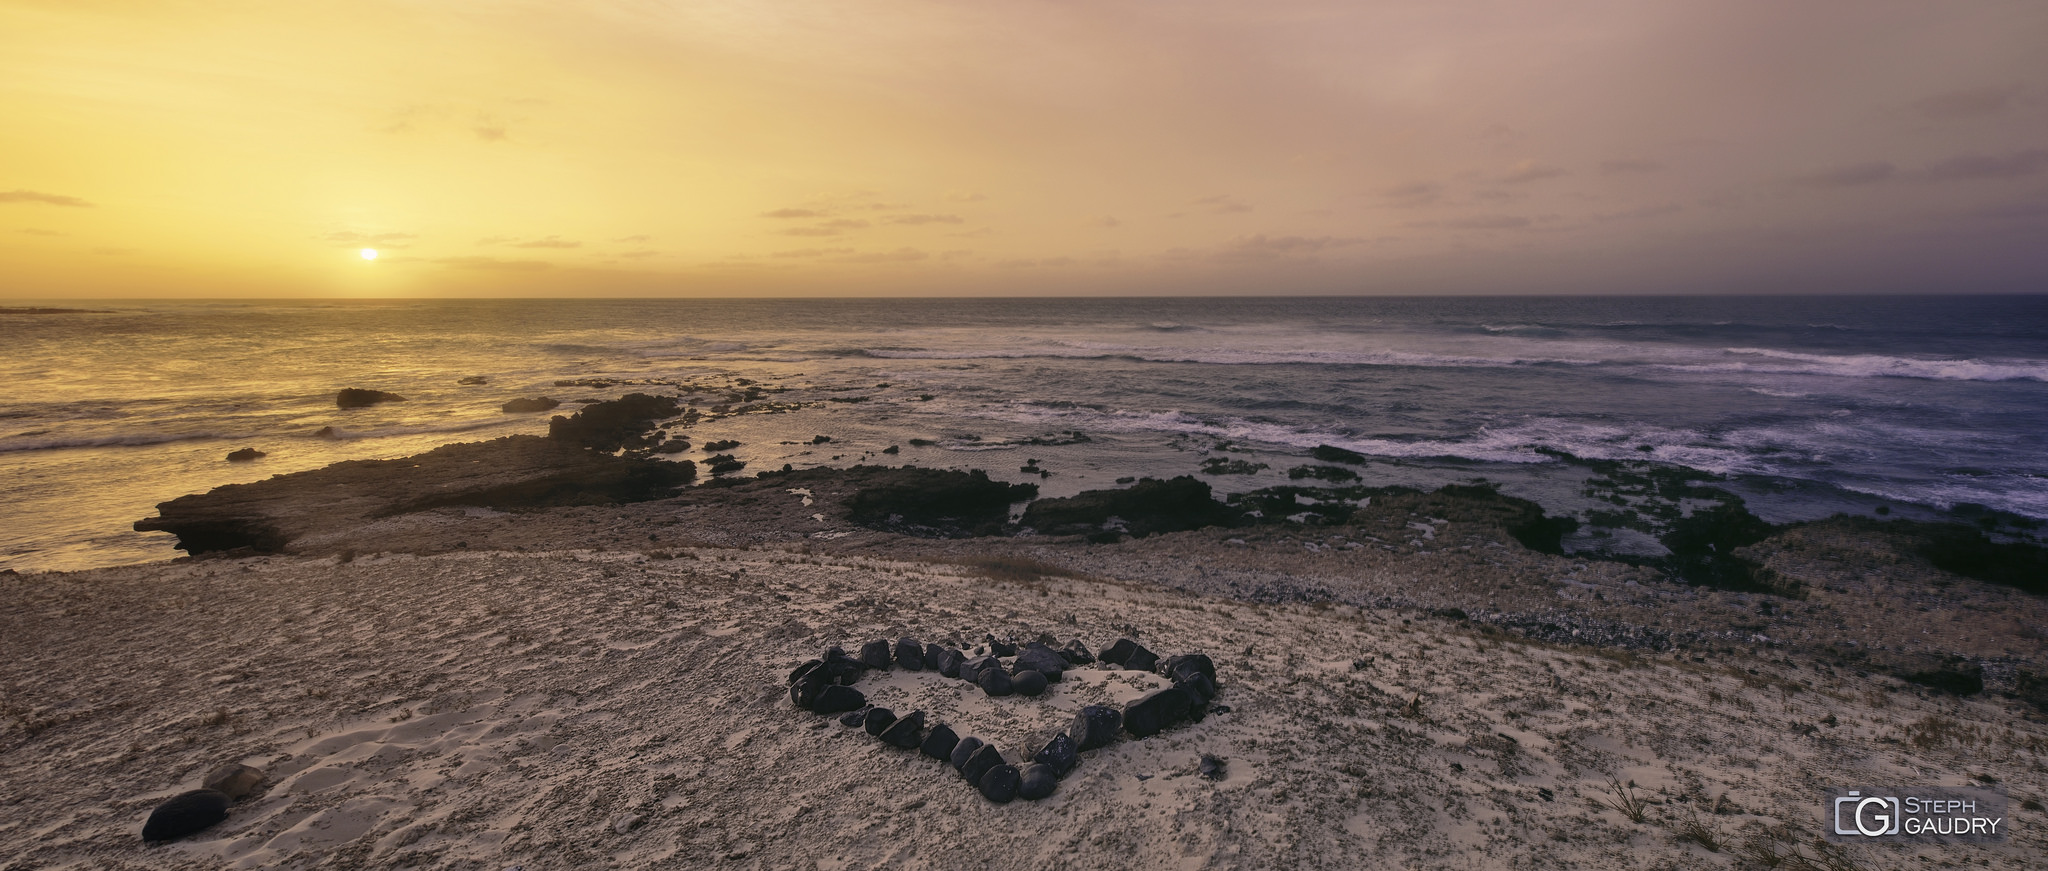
(2, 0, 2046, 298)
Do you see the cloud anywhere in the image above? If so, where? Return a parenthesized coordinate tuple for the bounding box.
(1924, 148, 2048, 181)
(1193, 195, 1253, 214)
(822, 218, 870, 229)
(1091, 216, 1122, 228)
(614, 234, 653, 243)
(1427, 215, 1532, 230)
(1912, 85, 2021, 121)
(775, 227, 847, 237)
(18, 228, 64, 236)
(949, 227, 994, 238)
(0, 189, 93, 207)
(473, 123, 508, 142)
(882, 213, 963, 225)
(1592, 204, 1683, 223)
(832, 247, 928, 264)
(434, 256, 553, 271)
(1500, 161, 1568, 184)
(617, 250, 661, 259)
(1379, 182, 1443, 208)
(511, 236, 580, 249)
(1790, 161, 1896, 188)
(771, 247, 857, 258)
(945, 191, 988, 202)
(1599, 159, 1665, 174)
(324, 230, 416, 248)
(1212, 234, 1365, 262)
(760, 208, 823, 219)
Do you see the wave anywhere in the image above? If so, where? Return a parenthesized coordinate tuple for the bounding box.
(1674, 348, 2048, 382)
(0, 431, 234, 453)
(860, 345, 1599, 369)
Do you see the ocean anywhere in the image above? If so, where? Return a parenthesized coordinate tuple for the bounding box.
(4, 295, 2045, 573)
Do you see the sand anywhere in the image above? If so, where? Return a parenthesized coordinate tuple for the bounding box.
(4, 537, 2044, 869)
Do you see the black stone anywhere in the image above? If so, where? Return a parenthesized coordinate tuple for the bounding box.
(141, 789, 230, 843)
(820, 649, 865, 685)
(987, 637, 1018, 657)
(959, 654, 1000, 684)
(1017, 763, 1058, 800)
(936, 648, 966, 678)
(790, 672, 828, 709)
(863, 707, 897, 736)
(1181, 684, 1209, 723)
(879, 710, 925, 748)
(1011, 670, 1048, 697)
(962, 743, 1005, 785)
(844, 467, 1039, 537)
(225, 447, 265, 462)
(859, 640, 893, 670)
(921, 723, 960, 760)
(1014, 644, 1066, 682)
(923, 642, 946, 671)
(978, 668, 1014, 697)
(1164, 653, 1217, 687)
(545, 393, 680, 453)
(500, 397, 561, 414)
(1019, 475, 1245, 538)
(1176, 672, 1219, 703)
(1071, 705, 1123, 751)
(335, 388, 406, 409)
(810, 684, 865, 714)
(839, 709, 868, 727)
(894, 637, 925, 671)
(1199, 754, 1227, 781)
(978, 764, 1021, 803)
(1098, 638, 1160, 672)
(950, 737, 984, 772)
(788, 658, 824, 684)
(1123, 686, 1193, 738)
(1031, 732, 1078, 778)
(1058, 639, 1096, 665)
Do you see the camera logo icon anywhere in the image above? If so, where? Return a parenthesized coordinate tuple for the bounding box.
(1833, 791, 1901, 837)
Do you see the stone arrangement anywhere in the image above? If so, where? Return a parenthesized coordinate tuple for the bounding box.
(141, 762, 265, 843)
(785, 635, 1223, 803)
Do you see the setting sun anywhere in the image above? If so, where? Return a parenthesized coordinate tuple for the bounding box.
(360, 248, 377, 261)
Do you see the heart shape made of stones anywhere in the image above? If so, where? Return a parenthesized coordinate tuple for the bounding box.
(784, 636, 1224, 803)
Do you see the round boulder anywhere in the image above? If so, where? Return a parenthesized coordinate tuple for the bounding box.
(142, 789, 230, 843)
(879, 710, 925, 748)
(859, 640, 893, 671)
(977, 668, 1014, 697)
(1071, 705, 1124, 751)
(920, 723, 960, 760)
(1011, 669, 1048, 697)
(894, 637, 925, 671)
(949, 737, 984, 773)
(810, 684, 865, 714)
(1017, 763, 1058, 800)
(863, 707, 897, 737)
(978, 764, 1022, 803)
(961, 743, 1005, 785)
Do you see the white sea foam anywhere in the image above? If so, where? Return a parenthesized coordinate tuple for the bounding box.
(1675, 348, 2048, 382)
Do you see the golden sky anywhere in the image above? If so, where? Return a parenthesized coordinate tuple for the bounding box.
(3, 0, 2045, 297)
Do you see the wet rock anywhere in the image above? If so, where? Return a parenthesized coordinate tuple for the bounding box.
(201, 763, 264, 800)
(935, 648, 966, 678)
(1123, 686, 1193, 738)
(1097, 638, 1159, 672)
(335, 388, 405, 409)
(978, 668, 1014, 697)
(1311, 444, 1368, 465)
(457, 375, 489, 385)
(921, 723, 960, 760)
(859, 640, 893, 671)
(141, 789, 230, 843)
(1017, 763, 1058, 800)
(962, 743, 1005, 785)
(547, 393, 681, 453)
(810, 684, 864, 714)
(1071, 705, 1123, 751)
(845, 467, 1039, 537)
(1020, 475, 1244, 538)
(501, 397, 561, 414)
(949, 737, 985, 773)
(1014, 644, 1066, 682)
(958, 654, 1000, 684)
(1031, 732, 1078, 778)
(894, 637, 925, 671)
(978, 764, 1021, 803)
(225, 448, 265, 462)
(863, 707, 897, 737)
(1011, 670, 1048, 697)
(1058, 639, 1096, 665)
(880, 710, 926, 748)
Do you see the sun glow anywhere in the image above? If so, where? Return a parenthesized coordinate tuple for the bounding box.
(360, 248, 378, 261)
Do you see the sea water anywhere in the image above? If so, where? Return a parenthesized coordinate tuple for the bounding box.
(4, 295, 2044, 572)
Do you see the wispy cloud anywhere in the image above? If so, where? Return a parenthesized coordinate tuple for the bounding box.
(775, 227, 847, 237)
(1912, 85, 2021, 121)
(1091, 216, 1122, 228)
(1790, 161, 1896, 188)
(1599, 158, 1664, 174)
(19, 228, 64, 236)
(1211, 234, 1364, 262)
(772, 247, 857, 259)
(510, 236, 580, 249)
(1925, 148, 2048, 181)
(760, 208, 823, 219)
(1591, 204, 1683, 223)
(614, 234, 653, 243)
(1500, 161, 1568, 184)
(946, 191, 988, 202)
(1379, 182, 1442, 208)
(882, 213, 963, 225)
(833, 247, 927, 264)
(0, 189, 93, 207)
(1192, 195, 1253, 214)
(1416, 215, 1532, 230)
(434, 256, 552, 271)
(617, 250, 661, 259)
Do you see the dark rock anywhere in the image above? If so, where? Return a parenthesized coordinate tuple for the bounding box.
(1902, 661, 1985, 696)
(1123, 686, 1193, 738)
(1098, 638, 1159, 672)
(978, 764, 1022, 803)
(936, 648, 966, 678)
(1310, 444, 1368, 465)
(845, 467, 1038, 537)
(547, 393, 680, 453)
(859, 640, 893, 671)
(1011, 670, 1048, 697)
(1071, 705, 1123, 751)
(790, 672, 828, 709)
(978, 668, 1014, 697)
(202, 763, 264, 800)
(225, 448, 265, 462)
(810, 684, 864, 714)
(1017, 763, 1058, 800)
(1176, 672, 1219, 703)
(986, 636, 1018, 657)
(950, 737, 985, 773)
(1058, 639, 1096, 665)
(958, 654, 1000, 684)
(141, 789, 230, 842)
(863, 707, 897, 736)
(921, 723, 960, 760)
(1180, 684, 1210, 723)
(1199, 754, 1227, 781)
(501, 397, 561, 413)
(923, 642, 945, 671)
(1014, 644, 1066, 682)
(880, 710, 926, 748)
(788, 658, 824, 684)
(457, 375, 489, 385)
(1164, 653, 1217, 687)
(894, 637, 925, 671)
(335, 388, 405, 409)
(962, 743, 1005, 785)
(839, 709, 868, 727)
(819, 649, 864, 685)
(1020, 475, 1245, 538)
(1031, 732, 1078, 778)
(1661, 496, 1777, 590)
